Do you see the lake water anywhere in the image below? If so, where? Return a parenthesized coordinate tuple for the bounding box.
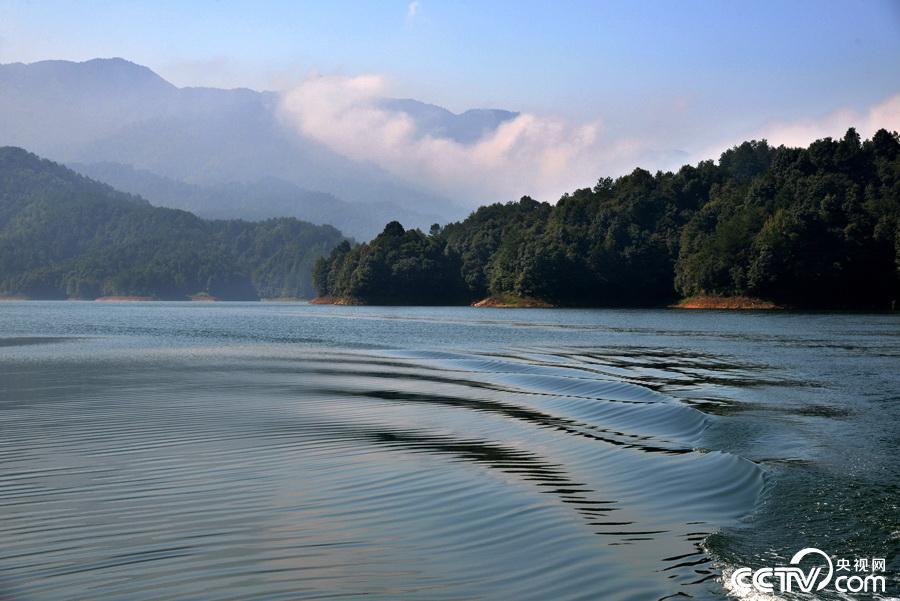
(1, 302, 898, 600)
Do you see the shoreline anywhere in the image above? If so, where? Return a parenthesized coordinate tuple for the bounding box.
(94, 296, 159, 302)
(671, 295, 781, 310)
(471, 295, 554, 308)
(4, 295, 893, 311)
(309, 296, 363, 305)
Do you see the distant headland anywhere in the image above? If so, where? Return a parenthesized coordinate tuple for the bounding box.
(313, 128, 900, 311)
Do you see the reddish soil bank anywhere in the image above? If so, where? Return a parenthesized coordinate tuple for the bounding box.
(94, 296, 158, 302)
(472, 296, 554, 308)
(673, 295, 781, 310)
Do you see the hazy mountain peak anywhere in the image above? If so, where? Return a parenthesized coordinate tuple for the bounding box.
(0, 57, 500, 230)
(0, 57, 175, 92)
(379, 97, 518, 144)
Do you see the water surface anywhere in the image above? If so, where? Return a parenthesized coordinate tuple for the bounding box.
(1, 302, 898, 600)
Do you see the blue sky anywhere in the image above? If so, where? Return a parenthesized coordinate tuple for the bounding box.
(2, 0, 899, 199)
(2, 0, 898, 119)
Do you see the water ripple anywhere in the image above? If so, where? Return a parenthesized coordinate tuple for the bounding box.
(0, 339, 766, 601)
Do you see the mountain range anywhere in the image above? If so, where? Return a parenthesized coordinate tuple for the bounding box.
(0, 146, 345, 300)
(0, 58, 518, 239)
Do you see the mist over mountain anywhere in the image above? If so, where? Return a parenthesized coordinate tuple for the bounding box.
(69, 161, 449, 240)
(377, 99, 518, 144)
(0, 58, 516, 237)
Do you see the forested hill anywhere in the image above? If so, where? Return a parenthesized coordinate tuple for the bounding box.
(314, 128, 900, 309)
(0, 147, 346, 300)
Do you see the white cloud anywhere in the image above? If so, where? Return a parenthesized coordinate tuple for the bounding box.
(698, 93, 900, 161)
(278, 73, 657, 204)
(407, 1, 419, 19)
(278, 73, 900, 207)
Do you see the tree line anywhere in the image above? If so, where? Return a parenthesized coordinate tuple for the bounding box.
(314, 128, 900, 309)
(0, 147, 345, 300)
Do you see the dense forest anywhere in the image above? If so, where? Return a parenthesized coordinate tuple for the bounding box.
(315, 128, 900, 309)
(0, 147, 346, 300)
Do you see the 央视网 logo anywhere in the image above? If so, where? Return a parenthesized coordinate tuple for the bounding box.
(729, 548, 887, 595)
